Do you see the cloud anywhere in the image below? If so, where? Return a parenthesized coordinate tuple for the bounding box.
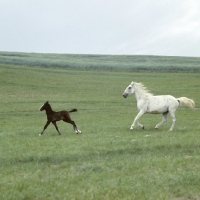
(0, 0, 200, 56)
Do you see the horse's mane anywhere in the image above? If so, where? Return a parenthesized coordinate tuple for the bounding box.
(135, 82, 153, 96)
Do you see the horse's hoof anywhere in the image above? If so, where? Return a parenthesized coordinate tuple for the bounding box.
(39, 134, 42, 136)
(76, 130, 82, 134)
(142, 126, 144, 129)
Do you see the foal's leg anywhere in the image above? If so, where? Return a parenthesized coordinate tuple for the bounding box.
(52, 121, 61, 135)
(72, 121, 82, 134)
(63, 119, 82, 134)
(155, 113, 168, 129)
(40, 121, 51, 136)
(130, 110, 145, 130)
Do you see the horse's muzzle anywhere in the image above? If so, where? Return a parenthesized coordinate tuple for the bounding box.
(123, 93, 128, 98)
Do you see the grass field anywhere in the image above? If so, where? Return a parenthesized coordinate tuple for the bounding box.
(0, 56, 200, 199)
(1, 51, 200, 71)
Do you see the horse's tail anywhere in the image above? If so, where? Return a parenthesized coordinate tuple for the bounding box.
(69, 109, 77, 113)
(177, 97, 195, 110)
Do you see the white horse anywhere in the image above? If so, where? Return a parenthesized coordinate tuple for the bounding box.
(123, 81, 195, 131)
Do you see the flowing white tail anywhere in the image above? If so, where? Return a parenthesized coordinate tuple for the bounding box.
(177, 97, 195, 110)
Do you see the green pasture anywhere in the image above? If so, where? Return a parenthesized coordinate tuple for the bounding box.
(1, 51, 200, 71)
(0, 61, 200, 199)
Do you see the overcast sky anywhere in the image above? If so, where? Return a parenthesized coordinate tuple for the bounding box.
(0, 0, 200, 57)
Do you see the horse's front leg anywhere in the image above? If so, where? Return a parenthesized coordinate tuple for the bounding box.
(40, 121, 51, 136)
(52, 121, 61, 135)
(130, 110, 145, 130)
(137, 121, 144, 129)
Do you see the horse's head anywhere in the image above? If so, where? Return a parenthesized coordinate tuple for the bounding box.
(39, 101, 49, 111)
(123, 82, 135, 98)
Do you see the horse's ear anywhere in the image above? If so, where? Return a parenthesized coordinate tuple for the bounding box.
(46, 101, 49, 104)
(131, 82, 134, 85)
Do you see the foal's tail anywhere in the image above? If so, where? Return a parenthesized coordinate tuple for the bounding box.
(69, 109, 77, 113)
(177, 97, 195, 110)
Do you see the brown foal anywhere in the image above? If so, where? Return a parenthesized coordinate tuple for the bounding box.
(39, 101, 82, 136)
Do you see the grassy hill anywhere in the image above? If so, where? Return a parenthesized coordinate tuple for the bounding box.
(0, 51, 200, 71)
(1, 54, 200, 199)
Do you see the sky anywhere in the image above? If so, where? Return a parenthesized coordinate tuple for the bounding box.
(0, 0, 200, 57)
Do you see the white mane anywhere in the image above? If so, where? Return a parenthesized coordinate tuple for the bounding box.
(134, 82, 153, 96)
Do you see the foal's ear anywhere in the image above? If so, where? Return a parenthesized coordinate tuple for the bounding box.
(131, 82, 134, 85)
(46, 101, 49, 104)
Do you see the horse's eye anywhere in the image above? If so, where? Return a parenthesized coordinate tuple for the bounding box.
(128, 87, 132, 90)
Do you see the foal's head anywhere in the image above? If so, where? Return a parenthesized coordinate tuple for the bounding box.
(39, 101, 50, 111)
(123, 82, 135, 98)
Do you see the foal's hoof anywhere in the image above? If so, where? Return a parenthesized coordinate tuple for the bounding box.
(39, 134, 42, 136)
(75, 130, 82, 134)
(78, 129, 82, 134)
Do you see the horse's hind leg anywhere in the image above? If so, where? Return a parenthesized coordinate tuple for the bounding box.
(71, 120, 82, 134)
(52, 121, 61, 135)
(63, 119, 82, 134)
(155, 113, 168, 129)
(169, 111, 176, 131)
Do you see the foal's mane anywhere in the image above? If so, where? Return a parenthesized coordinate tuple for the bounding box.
(135, 82, 153, 96)
(45, 101, 53, 111)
